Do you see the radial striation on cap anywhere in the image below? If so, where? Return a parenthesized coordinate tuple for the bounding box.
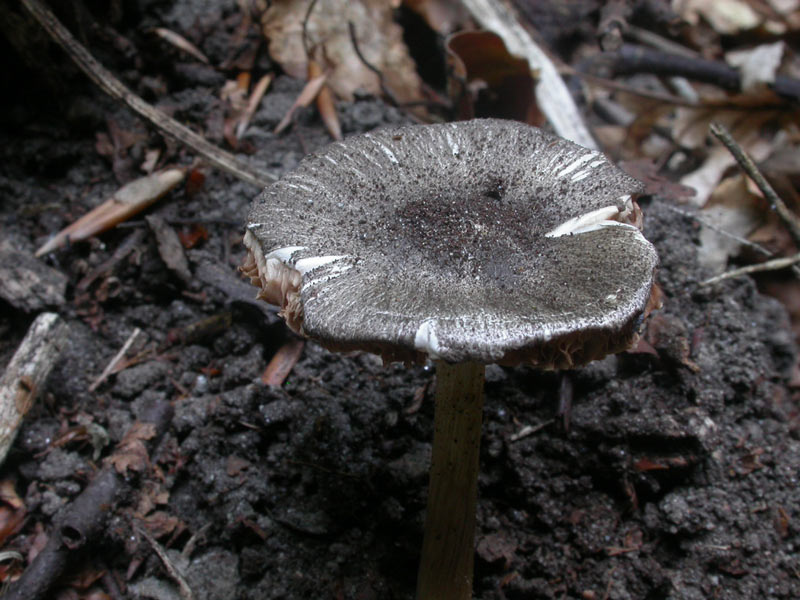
(243, 119, 659, 367)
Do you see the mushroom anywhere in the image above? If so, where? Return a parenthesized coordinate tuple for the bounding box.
(242, 119, 659, 599)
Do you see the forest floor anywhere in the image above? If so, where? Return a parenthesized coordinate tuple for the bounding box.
(1, 1, 800, 599)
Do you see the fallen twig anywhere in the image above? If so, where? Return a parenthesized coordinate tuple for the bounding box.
(660, 202, 772, 258)
(700, 253, 800, 287)
(0, 313, 68, 464)
(89, 328, 145, 392)
(598, 44, 800, 102)
(3, 398, 174, 600)
(709, 121, 800, 247)
(698, 121, 800, 286)
(139, 525, 194, 600)
(76, 229, 147, 291)
(20, 0, 274, 189)
(347, 21, 402, 108)
(660, 200, 800, 279)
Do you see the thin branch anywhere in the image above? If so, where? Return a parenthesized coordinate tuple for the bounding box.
(709, 121, 800, 247)
(89, 328, 144, 392)
(661, 199, 800, 280)
(625, 25, 700, 59)
(301, 0, 320, 59)
(603, 44, 800, 101)
(700, 253, 800, 286)
(659, 203, 772, 258)
(20, 0, 275, 188)
(347, 21, 400, 107)
(569, 68, 699, 107)
(139, 525, 194, 600)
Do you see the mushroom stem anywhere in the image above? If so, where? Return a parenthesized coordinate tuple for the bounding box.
(417, 361, 485, 600)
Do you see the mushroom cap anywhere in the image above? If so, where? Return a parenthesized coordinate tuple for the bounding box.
(244, 119, 658, 367)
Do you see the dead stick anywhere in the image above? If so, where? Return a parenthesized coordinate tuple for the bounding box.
(19, 0, 274, 189)
(139, 526, 194, 600)
(700, 253, 800, 287)
(3, 398, 174, 600)
(709, 121, 800, 247)
(0, 312, 68, 465)
(605, 44, 800, 101)
(89, 327, 144, 392)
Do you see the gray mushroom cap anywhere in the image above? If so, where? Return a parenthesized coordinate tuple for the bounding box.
(243, 119, 658, 367)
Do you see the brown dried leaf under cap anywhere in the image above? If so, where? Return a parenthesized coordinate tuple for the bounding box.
(106, 422, 156, 474)
(244, 119, 658, 367)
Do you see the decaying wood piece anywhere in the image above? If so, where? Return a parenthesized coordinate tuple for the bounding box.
(0, 312, 68, 464)
(0, 242, 67, 311)
(460, 0, 597, 149)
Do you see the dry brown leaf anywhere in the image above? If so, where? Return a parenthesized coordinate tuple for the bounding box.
(0, 480, 24, 510)
(403, 0, 471, 34)
(677, 106, 780, 206)
(36, 169, 185, 256)
(107, 422, 157, 475)
(445, 30, 542, 125)
(152, 28, 210, 64)
(26, 522, 48, 564)
(309, 60, 342, 140)
(66, 566, 107, 591)
(0, 506, 25, 548)
(145, 215, 192, 284)
(619, 159, 697, 203)
(139, 510, 182, 539)
(236, 74, 273, 139)
(261, 338, 304, 386)
(674, 0, 761, 34)
(261, 0, 423, 104)
(274, 73, 328, 134)
(136, 480, 170, 516)
(222, 74, 251, 147)
(226, 455, 251, 477)
(697, 174, 765, 271)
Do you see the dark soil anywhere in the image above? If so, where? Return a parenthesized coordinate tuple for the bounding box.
(2, 2, 800, 599)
